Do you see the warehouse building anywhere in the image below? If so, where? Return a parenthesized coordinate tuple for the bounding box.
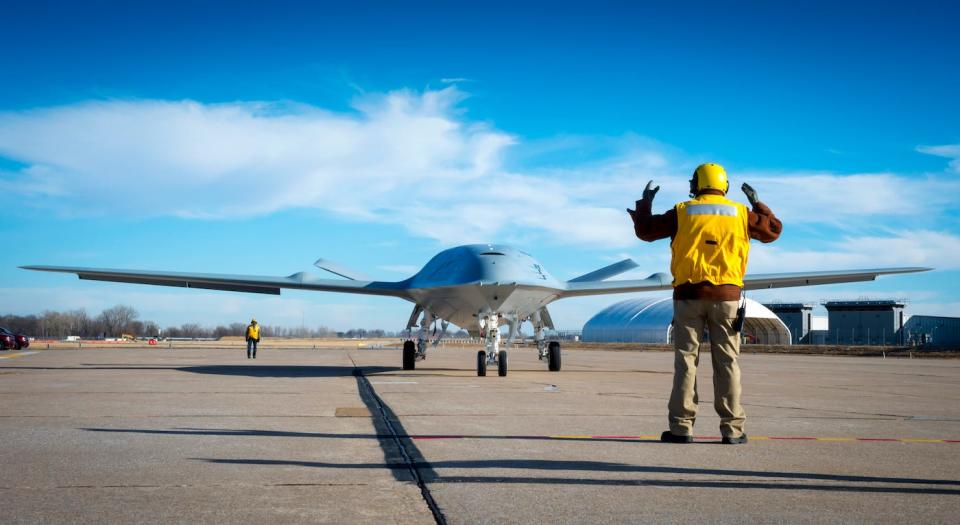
(823, 300, 905, 345)
(901, 315, 960, 348)
(582, 297, 791, 344)
(763, 303, 814, 344)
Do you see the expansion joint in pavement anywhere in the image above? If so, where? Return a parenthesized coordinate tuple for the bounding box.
(352, 367, 447, 525)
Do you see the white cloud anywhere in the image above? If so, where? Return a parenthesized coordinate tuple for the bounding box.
(732, 171, 960, 226)
(917, 143, 960, 174)
(0, 88, 958, 252)
(748, 230, 960, 272)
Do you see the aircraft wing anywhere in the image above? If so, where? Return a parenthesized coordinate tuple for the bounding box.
(741, 267, 931, 290)
(20, 266, 413, 298)
(559, 267, 931, 298)
(560, 273, 673, 297)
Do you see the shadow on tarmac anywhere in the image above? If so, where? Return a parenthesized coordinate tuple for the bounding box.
(81, 426, 960, 495)
(5, 365, 402, 377)
(75, 367, 960, 497)
(180, 365, 401, 377)
(187, 458, 960, 494)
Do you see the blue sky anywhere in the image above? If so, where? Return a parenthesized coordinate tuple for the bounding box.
(1, 1, 958, 330)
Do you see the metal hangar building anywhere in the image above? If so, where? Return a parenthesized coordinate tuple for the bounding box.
(581, 296, 791, 344)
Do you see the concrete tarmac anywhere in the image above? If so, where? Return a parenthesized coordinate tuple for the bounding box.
(1, 345, 958, 524)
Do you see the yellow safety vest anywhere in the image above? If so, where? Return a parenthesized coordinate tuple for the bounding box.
(670, 194, 750, 287)
(246, 325, 260, 339)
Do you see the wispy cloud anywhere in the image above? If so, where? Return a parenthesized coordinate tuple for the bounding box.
(0, 88, 958, 252)
(748, 230, 960, 272)
(917, 143, 960, 173)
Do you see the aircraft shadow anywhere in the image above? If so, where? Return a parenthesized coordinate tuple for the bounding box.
(80, 427, 960, 493)
(186, 457, 960, 495)
(179, 365, 400, 378)
(6, 365, 402, 378)
(77, 371, 960, 496)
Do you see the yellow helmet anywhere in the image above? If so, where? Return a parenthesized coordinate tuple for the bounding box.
(251, 318, 257, 324)
(689, 163, 729, 196)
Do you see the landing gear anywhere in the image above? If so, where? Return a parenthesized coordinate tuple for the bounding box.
(403, 340, 416, 370)
(548, 341, 561, 372)
(402, 306, 448, 371)
(479, 313, 509, 377)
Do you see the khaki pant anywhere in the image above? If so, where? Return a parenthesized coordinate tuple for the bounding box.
(668, 299, 746, 438)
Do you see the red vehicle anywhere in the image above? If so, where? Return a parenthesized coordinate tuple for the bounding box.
(0, 327, 29, 350)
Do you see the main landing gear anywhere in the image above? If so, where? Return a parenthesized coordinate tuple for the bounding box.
(547, 341, 561, 372)
(533, 310, 561, 372)
(401, 307, 447, 371)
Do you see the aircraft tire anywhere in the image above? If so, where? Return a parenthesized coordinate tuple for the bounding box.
(498, 350, 508, 377)
(548, 341, 561, 372)
(402, 341, 416, 370)
(477, 350, 486, 376)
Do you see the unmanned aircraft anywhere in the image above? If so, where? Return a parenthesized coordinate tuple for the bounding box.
(22, 244, 929, 376)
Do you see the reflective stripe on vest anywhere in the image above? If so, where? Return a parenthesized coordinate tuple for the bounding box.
(670, 195, 750, 287)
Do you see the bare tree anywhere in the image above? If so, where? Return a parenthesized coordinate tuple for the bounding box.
(97, 305, 140, 337)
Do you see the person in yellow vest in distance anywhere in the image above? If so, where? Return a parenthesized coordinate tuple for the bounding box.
(628, 163, 782, 445)
(246, 319, 261, 359)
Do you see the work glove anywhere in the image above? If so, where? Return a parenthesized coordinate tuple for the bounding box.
(741, 182, 760, 207)
(627, 180, 659, 219)
(642, 180, 660, 201)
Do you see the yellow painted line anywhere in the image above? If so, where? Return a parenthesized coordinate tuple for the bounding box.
(900, 438, 946, 444)
(0, 351, 38, 359)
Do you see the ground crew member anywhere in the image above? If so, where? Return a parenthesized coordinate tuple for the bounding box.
(246, 319, 261, 359)
(628, 163, 782, 444)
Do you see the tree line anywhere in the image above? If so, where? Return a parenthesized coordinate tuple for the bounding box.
(0, 305, 428, 340)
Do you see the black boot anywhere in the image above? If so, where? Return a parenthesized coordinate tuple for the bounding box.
(660, 430, 693, 444)
(722, 434, 748, 445)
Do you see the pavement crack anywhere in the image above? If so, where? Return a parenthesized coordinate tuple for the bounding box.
(349, 355, 447, 525)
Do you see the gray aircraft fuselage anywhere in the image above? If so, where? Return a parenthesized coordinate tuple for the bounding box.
(400, 244, 568, 332)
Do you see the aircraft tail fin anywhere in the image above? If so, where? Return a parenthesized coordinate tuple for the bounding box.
(568, 258, 639, 283)
(313, 258, 371, 281)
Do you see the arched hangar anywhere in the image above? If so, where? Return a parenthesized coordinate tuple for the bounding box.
(582, 296, 791, 345)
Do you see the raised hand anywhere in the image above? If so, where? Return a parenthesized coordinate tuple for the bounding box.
(741, 182, 759, 207)
(643, 180, 660, 201)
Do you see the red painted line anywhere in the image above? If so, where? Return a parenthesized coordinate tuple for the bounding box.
(406, 434, 960, 443)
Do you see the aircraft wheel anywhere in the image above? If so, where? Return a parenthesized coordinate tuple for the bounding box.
(477, 350, 486, 376)
(548, 341, 561, 372)
(402, 341, 416, 370)
(498, 350, 508, 377)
